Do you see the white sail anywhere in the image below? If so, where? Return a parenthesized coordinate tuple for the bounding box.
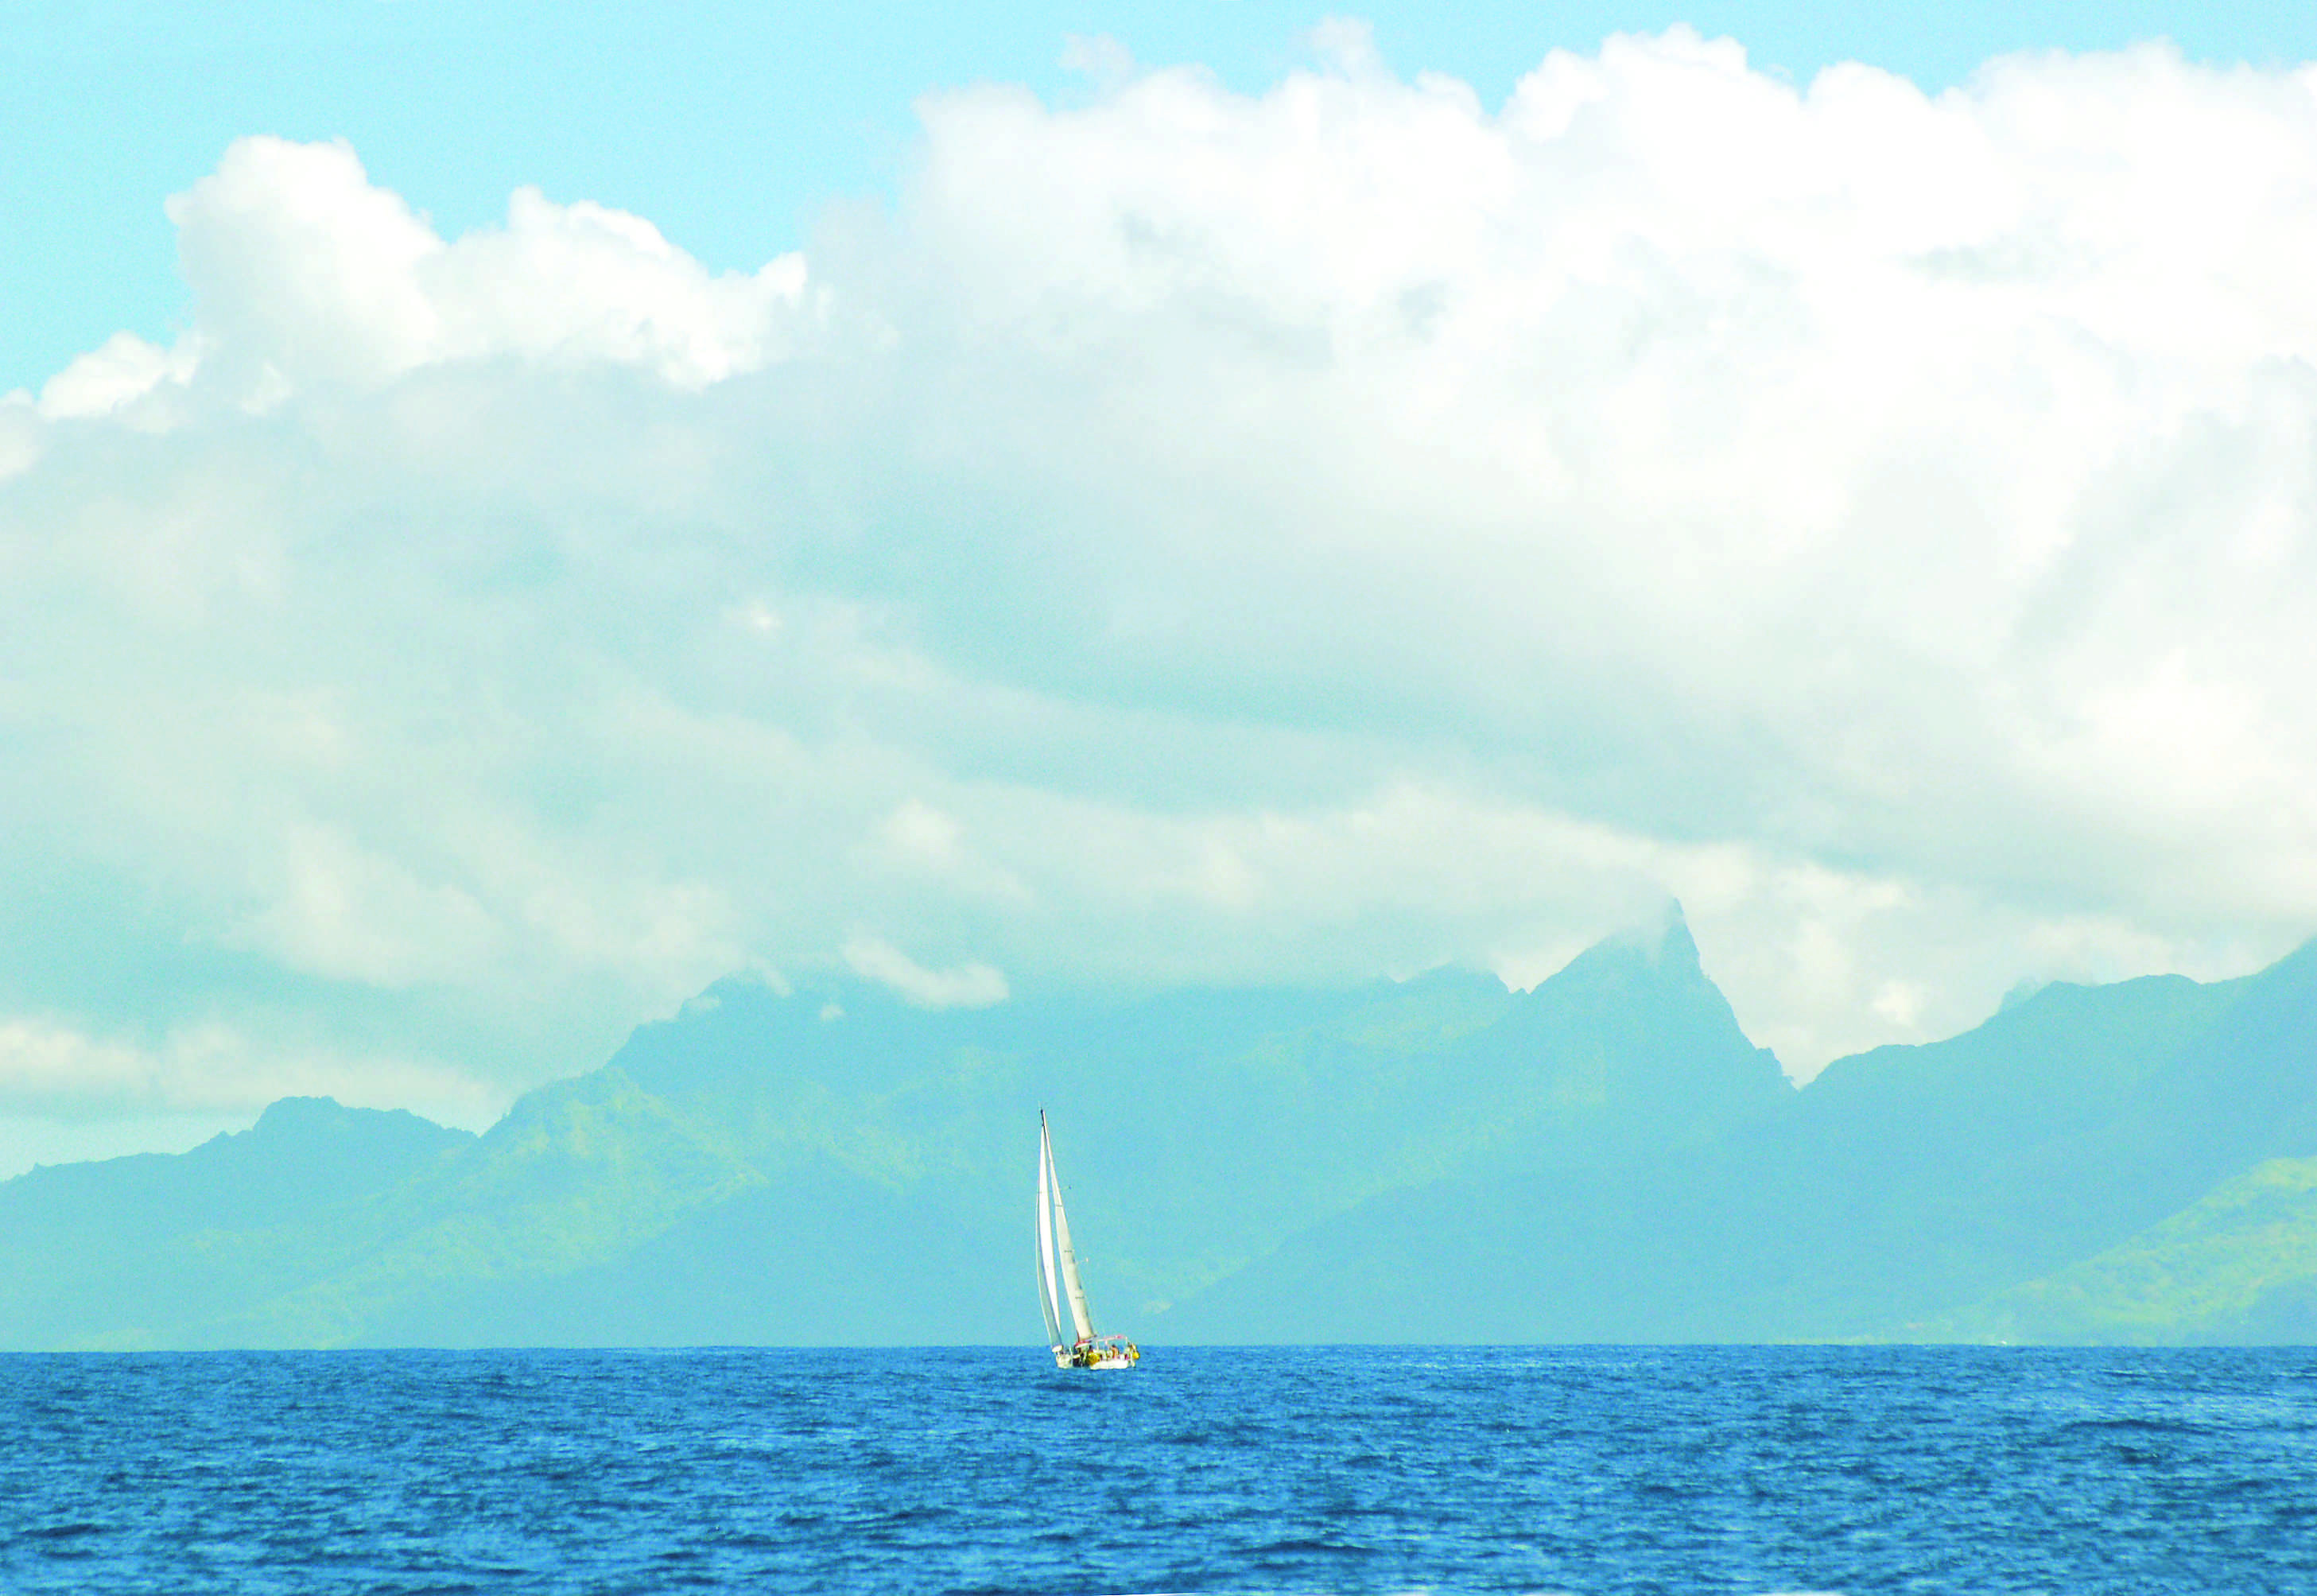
(1035, 1117, 1065, 1349)
(1047, 1125, 1097, 1345)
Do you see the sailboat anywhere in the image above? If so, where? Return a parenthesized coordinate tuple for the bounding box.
(1035, 1110, 1139, 1370)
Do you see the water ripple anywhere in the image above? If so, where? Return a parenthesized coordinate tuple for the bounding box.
(3, 1346, 2315, 1593)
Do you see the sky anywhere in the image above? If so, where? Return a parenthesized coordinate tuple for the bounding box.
(6, 1, 2317, 1175)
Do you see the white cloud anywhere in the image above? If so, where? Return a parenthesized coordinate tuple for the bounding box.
(6, 29, 2317, 1144)
(153, 135, 809, 404)
(842, 935, 1010, 1009)
(0, 394, 36, 481)
(37, 331, 202, 421)
(0, 1014, 504, 1132)
(881, 798, 965, 865)
(226, 821, 510, 988)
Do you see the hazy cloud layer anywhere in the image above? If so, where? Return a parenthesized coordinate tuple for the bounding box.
(6, 28, 2316, 1156)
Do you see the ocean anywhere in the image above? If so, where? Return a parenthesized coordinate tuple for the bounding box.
(2, 1344, 2311, 1594)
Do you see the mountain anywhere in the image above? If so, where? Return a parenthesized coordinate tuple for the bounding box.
(603, 959, 1530, 1320)
(1155, 937, 2317, 1344)
(6, 914, 2317, 1348)
(1151, 914, 1797, 1342)
(0, 960, 1546, 1346)
(0, 1071, 754, 1349)
(586, 909, 1790, 1344)
(0, 1097, 472, 1347)
(1733, 968, 2260, 1333)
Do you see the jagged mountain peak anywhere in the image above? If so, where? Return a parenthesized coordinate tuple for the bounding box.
(1543, 904, 1710, 990)
(1475, 905, 1787, 1132)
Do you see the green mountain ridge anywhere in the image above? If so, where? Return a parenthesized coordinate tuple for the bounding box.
(7, 914, 2317, 1348)
(0, 1070, 755, 1349)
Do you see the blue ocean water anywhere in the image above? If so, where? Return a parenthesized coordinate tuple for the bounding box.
(2, 1344, 2313, 1594)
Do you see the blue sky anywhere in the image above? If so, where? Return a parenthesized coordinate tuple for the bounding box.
(5, 2, 2317, 1175)
(10, 2, 2315, 394)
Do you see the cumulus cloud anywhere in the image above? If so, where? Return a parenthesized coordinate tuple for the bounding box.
(129, 136, 806, 406)
(6, 27, 2317, 1147)
(37, 331, 203, 421)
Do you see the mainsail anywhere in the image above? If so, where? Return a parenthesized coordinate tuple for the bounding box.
(1037, 1110, 1097, 1345)
(1047, 1129, 1097, 1345)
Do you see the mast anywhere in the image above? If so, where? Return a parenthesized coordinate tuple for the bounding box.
(1046, 1117, 1097, 1344)
(1035, 1113, 1065, 1349)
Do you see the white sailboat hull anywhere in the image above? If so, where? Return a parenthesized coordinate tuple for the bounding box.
(1053, 1347, 1137, 1370)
